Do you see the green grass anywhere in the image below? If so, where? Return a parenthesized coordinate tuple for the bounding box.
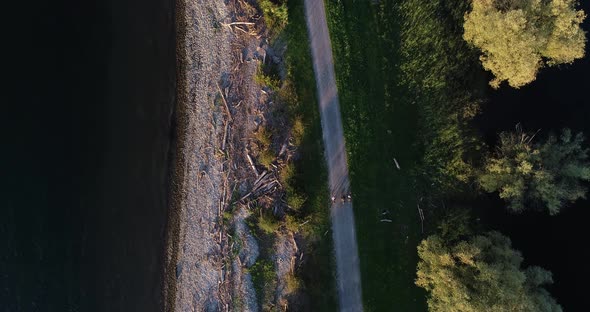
(324, 0, 483, 310)
(325, 1, 424, 310)
(397, 0, 484, 195)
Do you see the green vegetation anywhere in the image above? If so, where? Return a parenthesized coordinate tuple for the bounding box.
(247, 207, 279, 310)
(416, 231, 561, 312)
(325, 0, 422, 309)
(324, 0, 485, 309)
(257, 211, 281, 235)
(254, 127, 276, 168)
(255, 63, 281, 91)
(479, 127, 590, 214)
(257, 149, 275, 169)
(260, 0, 585, 309)
(254, 127, 272, 148)
(252, 0, 337, 309)
(436, 207, 473, 242)
(279, 163, 295, 185)
(259, 0, 288, 36)
(321, 0, 585, 310)
(464, 0, 587, 89)
(284, 272, 301, 294)
(286, 191, 306, 211)
(280, 161, 307, 212)
(282, 0, 337, 308)
(250, 259, 277, 309)
(399, 0, 484, 195)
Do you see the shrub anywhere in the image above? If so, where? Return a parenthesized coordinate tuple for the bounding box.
(437, 207, 472, 242)
(277, 80, 300, 118)
(284, 273, 301, 294)
(259, 0, 288, 36)
(291, 116, 305, 146)
(255, 127, 272, 148)
(222, 211, 233, 224)
(284, 214, 300, 233)
(279, 163, 295, 185)
(257, 212, 280, 235)
(258, 149, 275, 168)
(286, 190, 306, 211)
(250, 259, 276, 306)
(255, 127, 275, 168)
(255, 70, 281, 91)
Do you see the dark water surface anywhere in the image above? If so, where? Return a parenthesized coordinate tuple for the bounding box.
(474, 3, 590, 309)
(2, 0, 175, 311)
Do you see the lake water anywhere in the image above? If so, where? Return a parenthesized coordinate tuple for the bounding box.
(1, 0, 176, 310)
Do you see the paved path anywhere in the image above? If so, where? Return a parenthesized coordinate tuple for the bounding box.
(303, 1, 363, 311)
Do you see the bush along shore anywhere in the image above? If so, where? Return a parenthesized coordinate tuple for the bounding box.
(239, 0, 338, 310)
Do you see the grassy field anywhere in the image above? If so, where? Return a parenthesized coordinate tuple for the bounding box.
(324, 1, 425, 310)
(324, 0, 482, 310)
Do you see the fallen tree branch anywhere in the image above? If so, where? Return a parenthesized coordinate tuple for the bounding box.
(244, 149, 259, 177)
(417, 204, 425, 234)
(216, 82, 233, 122)
(222, 21, 255, 26)
(278, 141, 288, 157)
(393, 158, 401, 170)
(221, 120, 229, 151)
(237, 191, 252, 203)
(252, 170, 268, 188)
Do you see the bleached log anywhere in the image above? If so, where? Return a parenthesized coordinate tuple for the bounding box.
(245, 149, 259, 177)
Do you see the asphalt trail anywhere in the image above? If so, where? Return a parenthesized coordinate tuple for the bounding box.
(303, 1, 364, 311)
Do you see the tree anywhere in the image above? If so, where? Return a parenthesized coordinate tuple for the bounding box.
(463, 0, 586, 89)
(478, 127, 590, 214)
(416, 232, 562, 312)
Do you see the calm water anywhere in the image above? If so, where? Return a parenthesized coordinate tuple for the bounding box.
(475, 3, 590, 308)
(2, 0, 176, 311)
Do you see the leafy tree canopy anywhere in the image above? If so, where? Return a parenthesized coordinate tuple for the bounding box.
(416, 232, 562, 312)
(478, 127, 590, 214)
(464, 0, 586, 88)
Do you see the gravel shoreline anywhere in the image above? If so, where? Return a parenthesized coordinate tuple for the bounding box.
(163, 1, 295, 310)
(163, 0, 232, 311)
(164, 0, 266, 311)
